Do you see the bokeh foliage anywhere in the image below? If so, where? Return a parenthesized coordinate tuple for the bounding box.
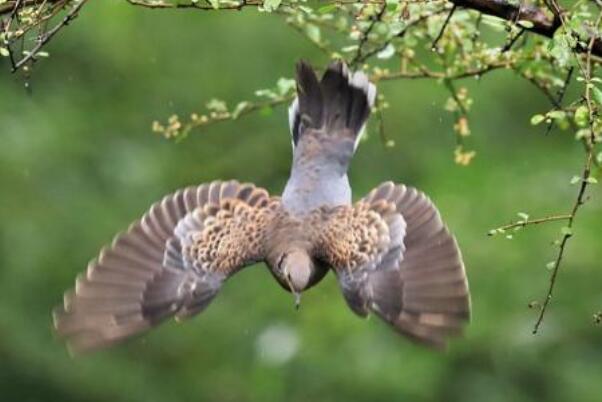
(1, 1, 602, 402)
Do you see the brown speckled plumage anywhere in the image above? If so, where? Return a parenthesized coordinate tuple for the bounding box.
(53, 61, 470, 353)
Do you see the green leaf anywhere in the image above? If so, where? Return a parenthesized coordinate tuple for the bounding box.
(560, 226, 573, 236)
(276, 78, 296, 96)
(232, 102, 250, 119)
(207, 0, 219, 9)
(575, 129, 590, 140)
(550, 31, 572, 67)
(585, 177, 598, 184)
(341, 45, 359, 53)
(574, 105, 589, 127)
(547, 110, 566, 120)
(530, 114, 545, 125)
(517, 20, 534, 29)
(546, 261, 557, 271)
(0, 47, 9, 57)
(517, 212, 529, 221)
(386, 2, 399, 13)
(570, 175, 581, 184)
(317, 3, 336, 14)
(377, 43, 395, 60)
(206, 98, 227, 113)
(592, 86, 602, 105)
(255, 89, 277, 99)
(263, 0, 282, 12)
(305, 24, 321, 44)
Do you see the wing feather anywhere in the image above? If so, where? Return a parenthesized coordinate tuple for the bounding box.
(322, 182, 470, 348)
(54, 181, 278, 353)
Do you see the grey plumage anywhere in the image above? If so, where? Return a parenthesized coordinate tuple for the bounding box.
(283, 61, 376, 213)
(53, 61, 470, 354)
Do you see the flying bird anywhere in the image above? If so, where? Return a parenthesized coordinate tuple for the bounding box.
(53, 61, 470, 353)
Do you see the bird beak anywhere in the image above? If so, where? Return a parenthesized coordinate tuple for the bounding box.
(285, 272, 302, 310)
(294, 291, 301, 310)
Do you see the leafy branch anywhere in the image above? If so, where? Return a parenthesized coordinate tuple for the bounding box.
(491, 1, 602, 333)
(1, 0, 88, 74)
(529, 2, 602, 334)
(488, 214, 572, 236)
(152, 78, 296, 140)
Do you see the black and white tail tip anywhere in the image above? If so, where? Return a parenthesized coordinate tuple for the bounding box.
(288, 60, 377, 151)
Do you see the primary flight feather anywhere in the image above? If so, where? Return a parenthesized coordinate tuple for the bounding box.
(53, 61, 470, 353)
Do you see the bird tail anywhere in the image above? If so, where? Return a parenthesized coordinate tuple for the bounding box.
(288, 60, 377, 151)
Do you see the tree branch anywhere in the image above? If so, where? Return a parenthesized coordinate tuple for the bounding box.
(449, 0, 602, 57)
(125, 0, 262, 11)
(121, 0, 602, 58)
(0, 0, 63, 15)
(531, 6, 602, 334)
(10, 0, 88, 72)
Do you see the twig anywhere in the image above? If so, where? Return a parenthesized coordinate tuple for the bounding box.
(375, 105, 391, 147)
(376, 61, 510, 82)
(489, 214, 572, 235)
(350, 3, 386, 67)
(0, 0, 60, 16)
(5, 0, 23, 26)
(501, 28, 525, 53)
(352, 8, 448, 65)
(532, 8, 602, 334)
(11, 0, 89, 72)
(125, 0, 262, 11)
(157, 94, 294, 139)
(444, 79, 467, 114)
(544, 67, 574, 135)
(520, 73, 561, 108)
(431, 4, 456, 50)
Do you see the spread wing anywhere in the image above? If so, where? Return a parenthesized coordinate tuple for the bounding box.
(318, 182, 470, 348)
(53, 181, 279, 353)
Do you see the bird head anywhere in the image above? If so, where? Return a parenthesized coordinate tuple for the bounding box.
(276, 249, 313, 309)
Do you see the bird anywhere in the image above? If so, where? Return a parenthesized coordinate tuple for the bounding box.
(53, 60, 470, 354)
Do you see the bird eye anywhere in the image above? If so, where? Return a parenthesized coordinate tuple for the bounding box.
(277, 253, 287, 271)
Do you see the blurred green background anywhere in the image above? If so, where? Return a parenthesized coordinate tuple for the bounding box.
(1, 1, 601, 401)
